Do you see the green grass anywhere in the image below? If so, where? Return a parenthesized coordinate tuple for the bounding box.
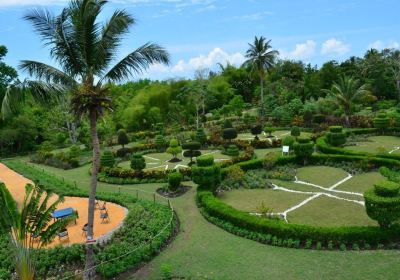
(288, 195, 377, 227)
(336, 172, 385, 193)
(344, 136, 400, 154)
(218, 188, 311, 213)
(118, 150, 231, 171)
(296, 166, 349, 187)
(254, 147, 281, 158)
(6, 157, 400, 280)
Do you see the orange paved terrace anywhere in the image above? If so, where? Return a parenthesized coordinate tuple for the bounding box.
(0, 163, 127, 247)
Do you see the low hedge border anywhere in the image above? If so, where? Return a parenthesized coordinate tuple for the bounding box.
(316, 137, 400, 161)
(1, 160, 176, 279)
(199, 154, 400, 250)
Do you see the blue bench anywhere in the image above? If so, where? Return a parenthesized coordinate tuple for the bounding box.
(52, 207, 76, 224)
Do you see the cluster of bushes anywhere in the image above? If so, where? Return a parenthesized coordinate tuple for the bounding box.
(1, 160, 175, 279)
(99, 166, 191, 185)
(326, 126, 347, 147)
(30, 144, 83, 170)
(115, 143, 157, 158)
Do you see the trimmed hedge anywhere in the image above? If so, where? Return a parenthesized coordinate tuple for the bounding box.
(316, 137, 400, 161)
(197, 189, 400, 247)
(200, 153, 400, 248)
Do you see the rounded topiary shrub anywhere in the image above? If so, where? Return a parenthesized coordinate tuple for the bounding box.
(251, 125, 262, 140)
(182, 141, 201, 164)
(374, 112, 390, 134)
(117, 129, 129, 148)
(166, 138, 182, 161)
(225, 144, 240, 157)
(290, 126, 301, 138)
(223, 119, 233, 129)
(313, 114, 325, 124)
(282, 135, 296, 149)
(264, 123, 275, 137)
(364, 180, 400, 228)
(168, 171, 182, 192)
(196, 129, 207, 146)
(222, 128, 238, 141)
(326, 126, 347, 147)
(130, 153, 146, 171)
(100, 151, 115, 168)
(192, 155, 221, 191)
(293, 137, 314, 165)
(155, 135, 166, 152)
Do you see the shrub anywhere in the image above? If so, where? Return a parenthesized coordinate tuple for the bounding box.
(155, 135, 166, 152)
(100, 151, 115, 168)
(182, 141, 201, 164)
(130, 153, 146, 171)
(222, 128, 238, 141)
(251, 125, 263, 140)
(69, 145, 81, 159)
(293, 137, 314, 165)
(313, 114, 325, 124)
(166, 138, 182, 160)
(225, 145, 240, 157)
(364, 180, 400, 228)
(196, 129, 207, 146)
(374, 112, 390, 134)
(168, 171, 182, 192)
(192, 156, 221, 191)
(326, 126, 346, 147)
(117, 129, 129, 148)
(116, 147, 131, 158)
(282, 136, 295, 150)
(264, 123, 275, 137)
(223, 119, 233, 128)
(290, 126, 301, 138)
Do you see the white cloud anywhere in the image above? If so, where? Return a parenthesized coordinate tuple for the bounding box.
(230, 11, 273, 21)
(145, 47, 245, 78)
(369, 40, 400, 50)
(280, 40, 316, 60)
(321, 38, 350, 56)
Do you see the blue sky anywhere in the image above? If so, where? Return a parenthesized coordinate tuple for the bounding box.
(0, 0, 399, 80)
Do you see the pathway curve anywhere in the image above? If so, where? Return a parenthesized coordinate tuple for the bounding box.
(0, 163, 127, 247)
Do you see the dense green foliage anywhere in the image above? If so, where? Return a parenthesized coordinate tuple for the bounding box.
(168, 171, 183, 192)
(225, 144, 240, 157)
(117, 129, 129, 148)
(364, 181, 400, 228)
(182, 141, 201, 164)
(130, 153, 146, 171)
(326, 126, 347, 146)
(100, 151, 115, 168)
(192, 156, 221, 192)
(293, 137, 314, 164)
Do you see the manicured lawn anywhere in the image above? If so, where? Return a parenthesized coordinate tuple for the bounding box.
(344, 136, 400, 154)
(118, 150, 231, 171)
(218, 188, 311, 213)
(296, 166, 349, 187)
(7, 158, 400, 279)
(336, 172, 385, 193)
(254, 147, 281, 158)
(237, 130, 311, 141)
(288, 195, 377, 227)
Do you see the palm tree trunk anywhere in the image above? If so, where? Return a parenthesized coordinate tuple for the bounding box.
(84, 109, 100, 280)
(260, 73, 265, 126)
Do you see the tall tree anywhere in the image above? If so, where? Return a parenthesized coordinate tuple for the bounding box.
(0, 45, 18, 119)
(20, 1, 169, 278)
(322, 76, 373, 126)
(244, 36, 278, 125)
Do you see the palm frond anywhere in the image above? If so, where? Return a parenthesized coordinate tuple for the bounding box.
(19, 61, 75, 86)
(23, 8, 56, 45)
(95, 9, 135, 73)
(102, 42, 170, 83)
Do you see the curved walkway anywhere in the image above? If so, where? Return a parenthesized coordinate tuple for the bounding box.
(0, 163, 127, 247)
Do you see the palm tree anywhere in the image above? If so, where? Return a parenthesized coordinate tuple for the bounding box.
(244, 36, 279, 125)
(322, 76, 373, 126)
(0, 183, 68, 279)
(20, 1, 170, 278)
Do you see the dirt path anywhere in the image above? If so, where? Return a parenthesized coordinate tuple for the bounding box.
(0, 163, 127, 247)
